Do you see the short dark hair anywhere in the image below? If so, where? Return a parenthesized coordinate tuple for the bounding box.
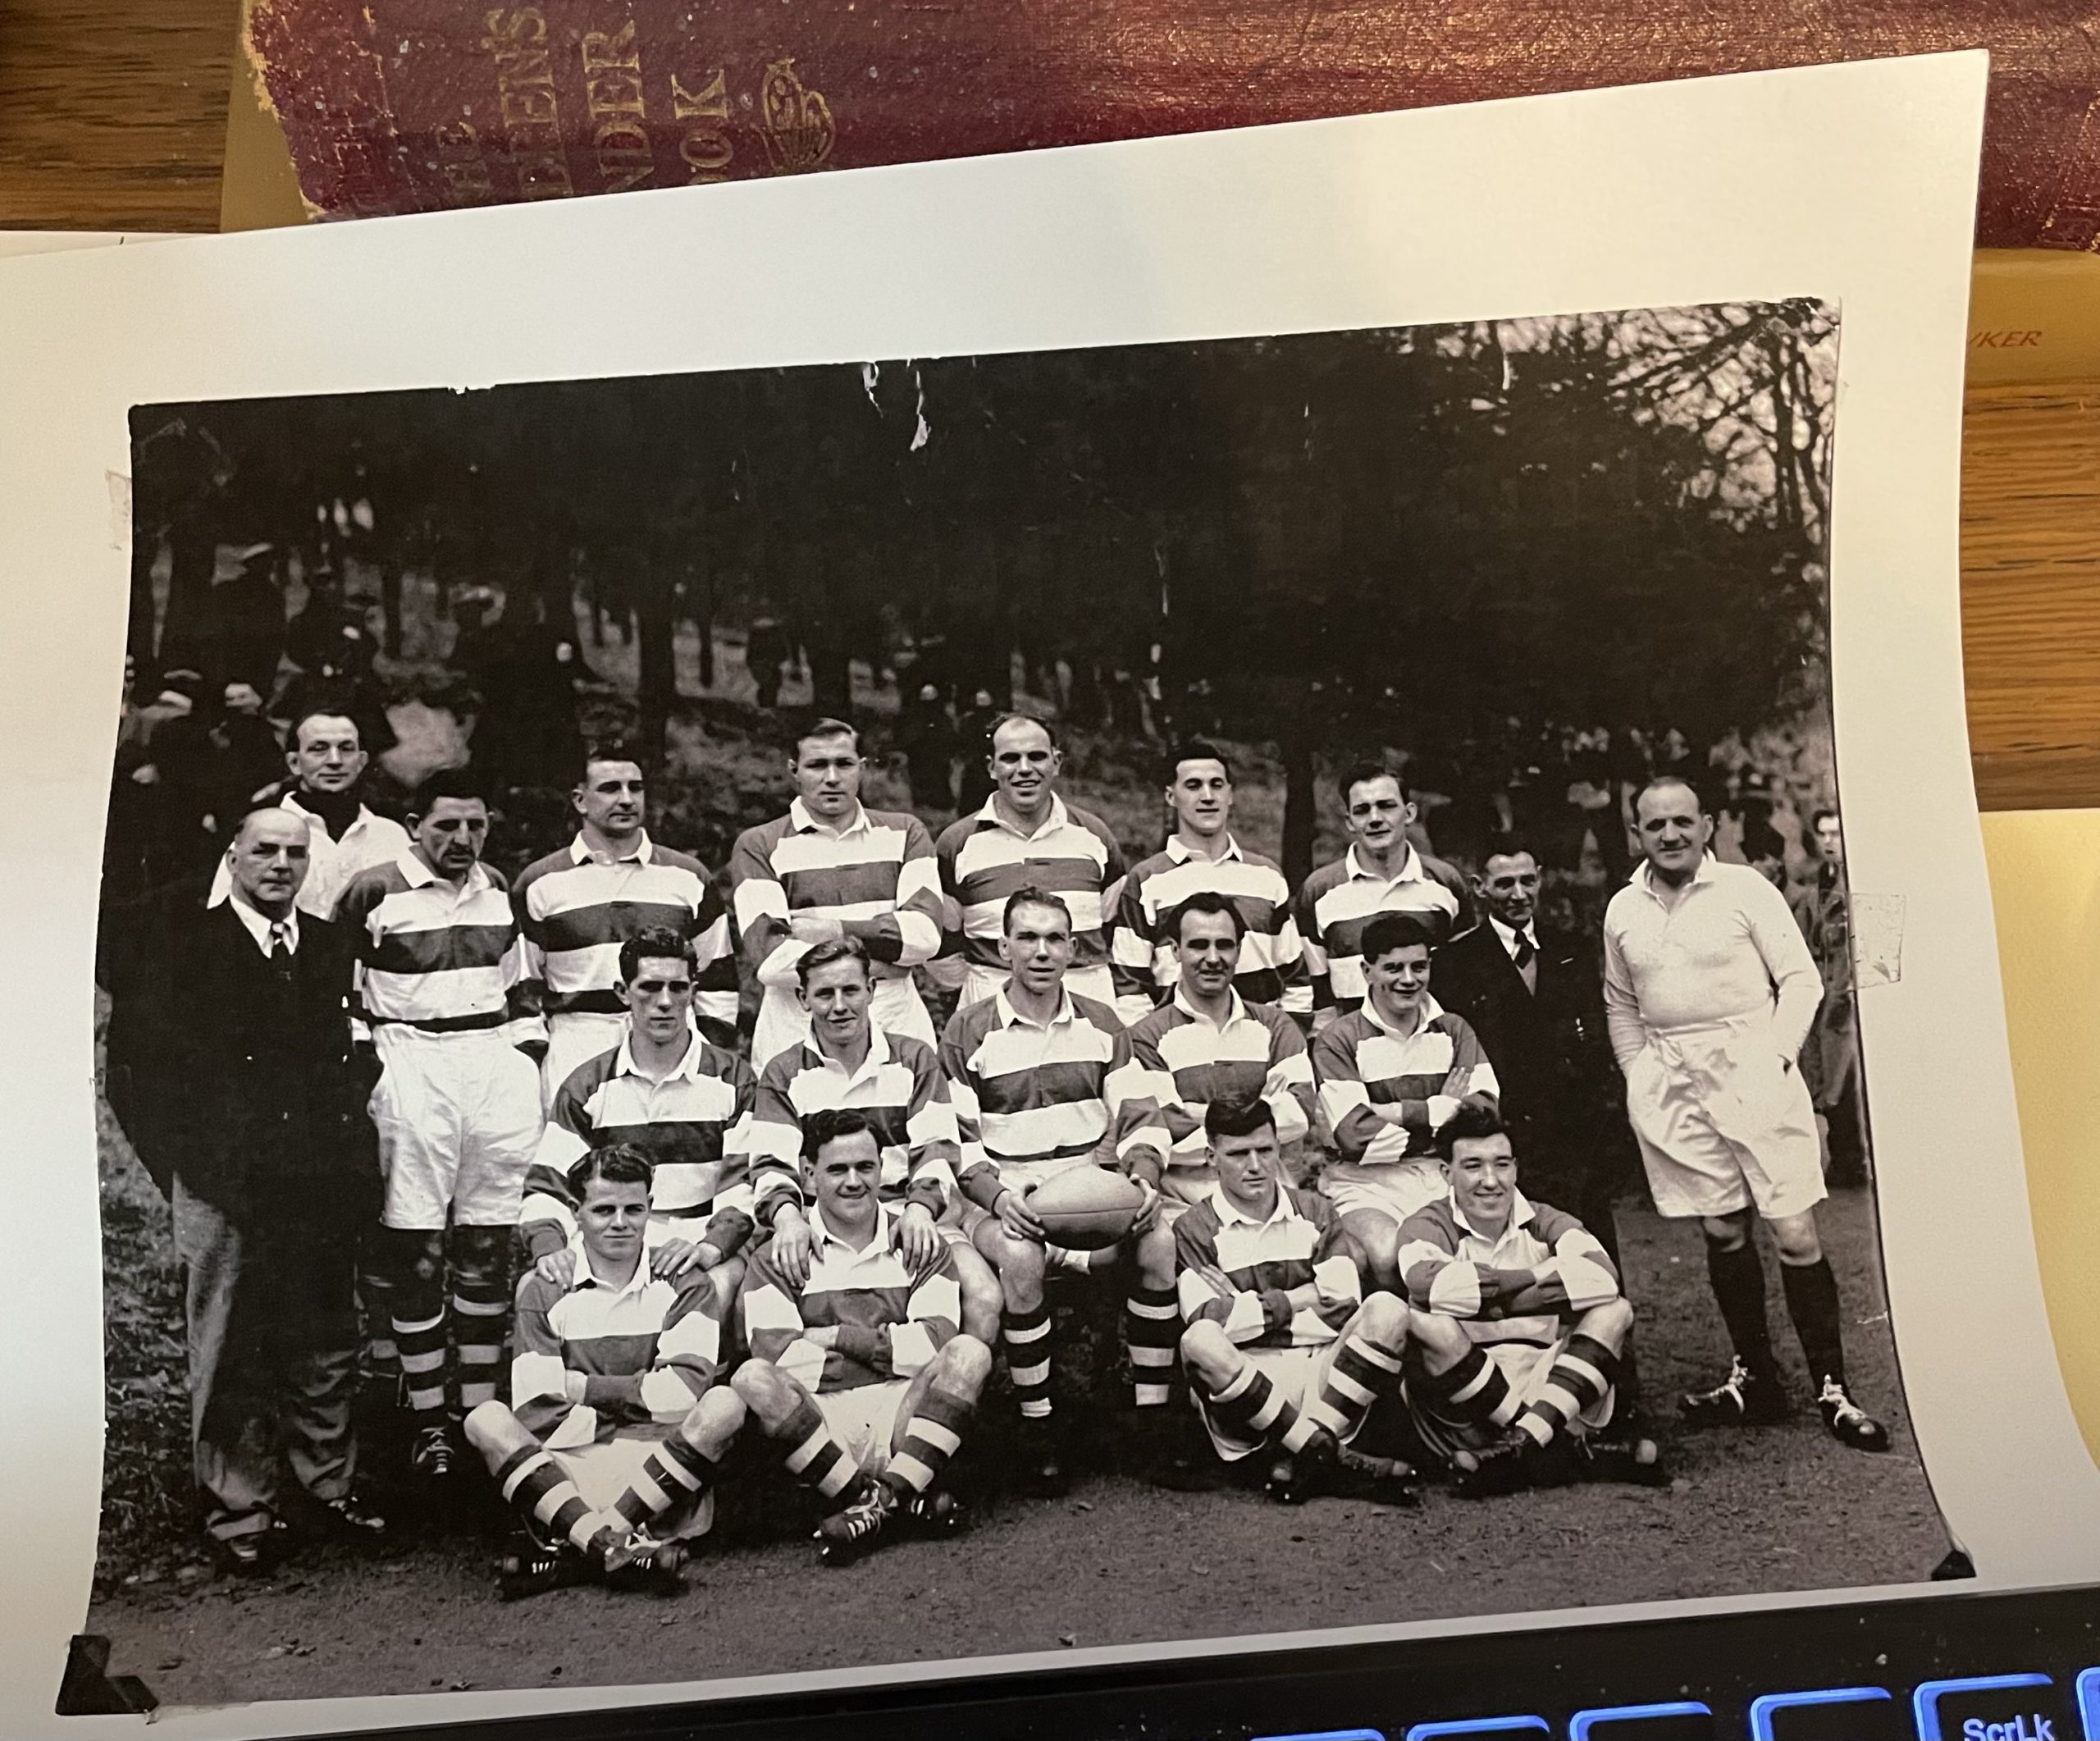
(796, 717, 863, 759)
(802, 1106, 881, 1163)
(1360, 911, 1437, 963)
(1002, 884, 1072, 936)
(1169, 889, 1247, 943)
(1165, 738, 1234, 785)
(987, 710, 1058, 752)
(1634, 774, 1705, 816)
(617, 925, 696, 986)
(1440, 1100, 1509, 1156)
(1339, 758, 1408, 807)
(1810, 807, 1840, 832)
(408, 763, 487, 815)
(289, 706, 361, 749)
(569, 1141, 655, 1198)
(576, 741, 644, 787)
(1479, 836, 1540, 870)
(1205, 1097, 1277, 1144)
(796, 935, 873, 989)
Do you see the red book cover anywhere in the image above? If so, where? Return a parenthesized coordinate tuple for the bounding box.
(246, 0, 2100, 249)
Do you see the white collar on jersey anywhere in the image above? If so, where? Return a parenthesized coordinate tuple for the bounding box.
(788, 797, 871, 836)
(570, 830, 655, 867)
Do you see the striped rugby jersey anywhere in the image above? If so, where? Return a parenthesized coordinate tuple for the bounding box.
(748, 1026, 958, 1223)
(522, 1025, 756, 1256)
(1174, 1184, 1362, 1348)
(1110, 837, 1311, 1022)
(741, 1204, 962, 1393)
(1396, 1190, 1620, 1355)
(511, 1247, 724, 1449)
(1311, 995, 1500, 1164)
(938, 989, 1134, 1206)
(338, 854, 543, 1048)
(1295, 844, 1470, 1016)
(933, 795, 1127, 979)
(728, 800, 942, 991)
(511, 833, 737, 1035)
(1113, 993, 1316, 1181)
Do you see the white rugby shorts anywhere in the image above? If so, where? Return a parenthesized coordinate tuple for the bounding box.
(1404, 1334, 1615, 1465)
(1322, 1158, 1446, 1227)
(552, 1433, 714, 1540)
(816, 1378, 913, 1475)
(1192, 1341, 1364, 1463)
(372, 1026, 544, 1229)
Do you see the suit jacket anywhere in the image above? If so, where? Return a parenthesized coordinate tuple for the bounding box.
(1431, 921, 1615, 1153)
(103, 883, 377, 1226)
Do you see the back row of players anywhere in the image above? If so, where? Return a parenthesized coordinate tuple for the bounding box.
(219, 705, 1889, 1587)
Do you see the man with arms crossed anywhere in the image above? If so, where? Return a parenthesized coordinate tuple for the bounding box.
(746, 938, 1003, 1341)
(1295, 760, 1469, 1029)
(1176, 1099, 1415, 1503)
(730, 718, 943, 1072)
(339, 766, 546, 1479)
(520, 927, 758, 1314)
(734, 1111, 992, 1565)
(1312, 912, 1500, 1293)
(1110, 740, 1309, 1026)
(513, 745, 739, 1104)
(934, 713, 1128, 1010)
(941, 888, 1176, 1492)
(465, 1145, 741, 1597)
(1603, 776, 1888, 1450)
(1395, 1106, 1656, 1495)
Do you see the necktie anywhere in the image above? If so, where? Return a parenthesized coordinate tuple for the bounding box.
(1511, 928, 1536, 969)
(268, 921, 294, 969)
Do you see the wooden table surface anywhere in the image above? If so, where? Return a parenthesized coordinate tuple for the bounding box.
(4, 0, 2098, 812)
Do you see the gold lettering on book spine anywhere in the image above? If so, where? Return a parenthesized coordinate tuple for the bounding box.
(482, 7, 574, 199)
(672, 67, 733, 183)
(580, 21, 654, 194)
(757, 57, 834, 174)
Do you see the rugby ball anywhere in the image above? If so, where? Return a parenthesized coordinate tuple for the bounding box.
(1027, 1168, 1145, 1249)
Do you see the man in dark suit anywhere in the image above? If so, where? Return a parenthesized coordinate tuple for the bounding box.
(1431, 842, 1630, 1277)
(103, 807, 386, 1570)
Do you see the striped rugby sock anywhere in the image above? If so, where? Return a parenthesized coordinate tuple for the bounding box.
(1516, 1335, 1620, 1446)
(612, 1433, 723, 1529)
(494, 1444, 615, 1557)
(770, 1395, 861, 1500)
(1304, 1327, 1405, 1443)
(1423, 1344, 1522, 1431)
(1003, 1305, 1053, 1420)
(1125, 1286, 1179, 1408)
(450, 1282, 509, 1414)
(884, 1386, 974, 1496)
(1198, 1361, 1317, 1453)
(392, 1306, 450, 1420)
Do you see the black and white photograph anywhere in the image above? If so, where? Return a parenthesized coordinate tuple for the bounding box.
(82, 297, 1958, 1707)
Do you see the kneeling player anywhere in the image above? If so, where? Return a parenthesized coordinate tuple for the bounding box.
(464, 1145, 742, 1597)
(733, 1110, 991, 1565)
(1395, 1106, 1660, 1496)
(1176, 1098, 1413, 1502)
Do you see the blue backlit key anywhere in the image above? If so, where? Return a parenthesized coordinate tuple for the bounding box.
(1407, 1718, 1552, 1741)
(1747, 1687, 1898, 1741)
(1568, 1702, 1714, 1741)
(1914, 1674, 2060, 1741)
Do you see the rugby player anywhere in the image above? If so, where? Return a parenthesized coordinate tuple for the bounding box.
(1295, 761, 1469, 1029)
(1603, 777, 1888, 1450)
(1395, 1106, 1658, 1496)
(521, 926, 759, 1316)
(729, 718, 943, 1072)
(733, 1110, 991, 1565)
(464, 1145, 742, 1597)
(512, 745, 739, 1106)
(932, 713, 1128, 1010)
(940, 888, 1175, 1492)
(1311, 912, 1500, 1291)
(746, 938, 1004, 1341)
(1109, 741, 1309, 1026)
(338, 766, 546, 1479)
(1116, 892, 1317, 1207)
(1176, 1099, 1415, 1503)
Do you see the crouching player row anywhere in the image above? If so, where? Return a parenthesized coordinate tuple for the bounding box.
(465, 1110, 989, 1597)
(1176, 1097, 1660, 1501)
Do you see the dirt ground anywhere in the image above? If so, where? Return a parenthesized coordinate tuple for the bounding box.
(86, 1189, 1952, 1714)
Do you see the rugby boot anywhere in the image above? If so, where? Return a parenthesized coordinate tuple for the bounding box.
(603, 1529, 689, 1593)
(816, 1478, 902, 1567)
(1015, 1415, 1068, 1498)
(409, 1423, 457, 1479)
(313, 1492, 389, 1538)
(1133, 1401, 1208, 1491)
(1679, 1355, 1791, 1428)
(1451, 1433, 1574, 1498)
(1578, 1432, 1671, 1488)
(496, 1533, 596, 1602)
(904, 1489, 969, 1536)
(1264, 1425, 1340, 1505)
(1817, 1378, 1892, 1452)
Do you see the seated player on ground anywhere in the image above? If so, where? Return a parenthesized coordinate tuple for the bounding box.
(464, 1145, 742, 1598)
(1395, 1105, 1662, 1497)
(1176, 1098, 1419, 1504)
(518, 926, 758, 1315)
(746, 937, 1004, 1342)
(733, 1109, 992, 1565)
(1311, 911, 1500, 1293)
(940, 886, 1177, 1493)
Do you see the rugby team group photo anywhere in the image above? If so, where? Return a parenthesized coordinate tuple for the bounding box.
(86, 308, 1954, 1698)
